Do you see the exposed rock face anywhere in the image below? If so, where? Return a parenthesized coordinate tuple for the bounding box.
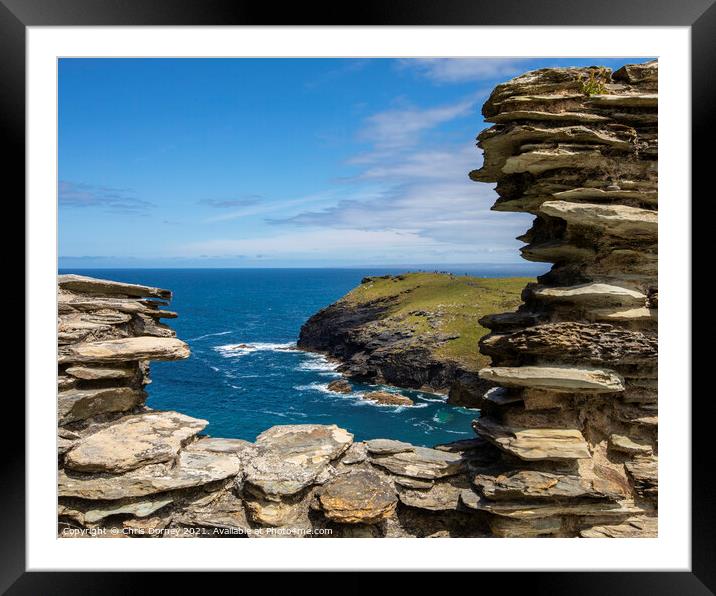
(56, 277, 488, 537)
(57, 61, 657, 539)
(317, 470, 398, 524)
(466, 61, 658, 537)
(64, 412, 208, 473)
(297, 273, 526, 407)
(57, 275, 190, 430)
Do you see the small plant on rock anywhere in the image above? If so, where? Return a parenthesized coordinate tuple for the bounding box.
(580, 70, 607, 96)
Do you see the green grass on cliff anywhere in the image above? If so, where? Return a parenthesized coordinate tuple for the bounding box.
(340, 272, 530, 372)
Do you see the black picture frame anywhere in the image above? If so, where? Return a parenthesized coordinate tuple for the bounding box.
(6, 0, 708, 591)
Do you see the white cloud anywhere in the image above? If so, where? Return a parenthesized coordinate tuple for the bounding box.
(263, 89, 535, 263)
(179, 228, 442, 261)
(355, 96, 478, 151)
(192, 77, 535, 265)
(399, 58, 530, 83)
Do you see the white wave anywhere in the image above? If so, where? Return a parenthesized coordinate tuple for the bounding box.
(295, 355, 339, 372)
(293, 382, 335, 395)
(412, 421, 436, 431)
(190, 330, 232, 341)
(259, 409, 289, 418)
(414, 395, 446, 404)
(214, 341, 295, 358)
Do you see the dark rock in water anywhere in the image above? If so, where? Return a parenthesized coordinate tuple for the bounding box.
(327, 379, 353, 394)
(362, 391, 413, 406)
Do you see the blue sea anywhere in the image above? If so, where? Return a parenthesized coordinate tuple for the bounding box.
(59, 266, 544, 446)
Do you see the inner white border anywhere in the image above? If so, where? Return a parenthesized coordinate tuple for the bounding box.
(27, 26, 690, 571)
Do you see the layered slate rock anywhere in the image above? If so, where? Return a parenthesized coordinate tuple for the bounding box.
(59, 448, 243, 500)
(467, 60, 658, 537)
(59, 336, 190, 365)
(254, 424, 353, 467)
(474, 419, 591, 461)
(479, 365, 624, 393)
(57, 60, 658, 539)
(317, 470, 398, 524)
(370, 446, 464, 480)
(64, 412, 208, 473)
(58, 386, 147, 425)
(57, 275, 190, 430)
(240, 424, 353, 527)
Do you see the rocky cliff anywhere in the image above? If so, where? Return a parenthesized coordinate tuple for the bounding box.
(57, 60, 657, 538)
(56, 274, 493, 537)
(297, 272, 526, 406)
(467, 61, 658, 537)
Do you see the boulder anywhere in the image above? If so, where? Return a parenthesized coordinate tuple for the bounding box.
(479, 365, 624, 393)
(396, 478, 467, 511)
(370, 446, 464, 479)
(327, 379, 353, 394)
(58, 449, 242, 500)
(65, 366, 136, 380)
(59, 336, 190, 364)
(58, 274, 172, 299)
(474, 418, 591, 461)
(474, 470, 616, 500)
(539, 200, 657, 239)
(58, 387, 146, 425)
(64, 411, 208, 473)
(365, 438, 415, 455)
(58, 496, 173, 525)
(255, 424, 353, 467)
(608, 434, 653, 455)
(340, 442, 368, 465)
(532, 283, 646, 306)
(242, 452, 330, 499)
(242, 491, 311, 527)
(361, 391, 414, 406)
(318, 470, 397, 524)
(174, 491, 251, 533)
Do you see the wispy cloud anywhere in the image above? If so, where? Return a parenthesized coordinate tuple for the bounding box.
(178, 228, 450, 265)
(198, 195, 263, 209)
(398, 58, 530, 84)
(267, 92, 533, 261)
(59, 181, 153, 213)
(355, 96, 478, 152)
(204, 191, 342, 224)
(271, 175, 529, 248)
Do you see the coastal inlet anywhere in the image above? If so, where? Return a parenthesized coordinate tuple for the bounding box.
(61, 267, 539, 446)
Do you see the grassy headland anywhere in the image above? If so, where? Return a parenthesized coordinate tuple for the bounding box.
(342, 272, 530, 373)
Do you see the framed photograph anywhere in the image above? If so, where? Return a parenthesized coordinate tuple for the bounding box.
(8, 0, 708, 589)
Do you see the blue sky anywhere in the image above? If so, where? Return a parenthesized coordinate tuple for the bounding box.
(58, 57, 648, 268)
